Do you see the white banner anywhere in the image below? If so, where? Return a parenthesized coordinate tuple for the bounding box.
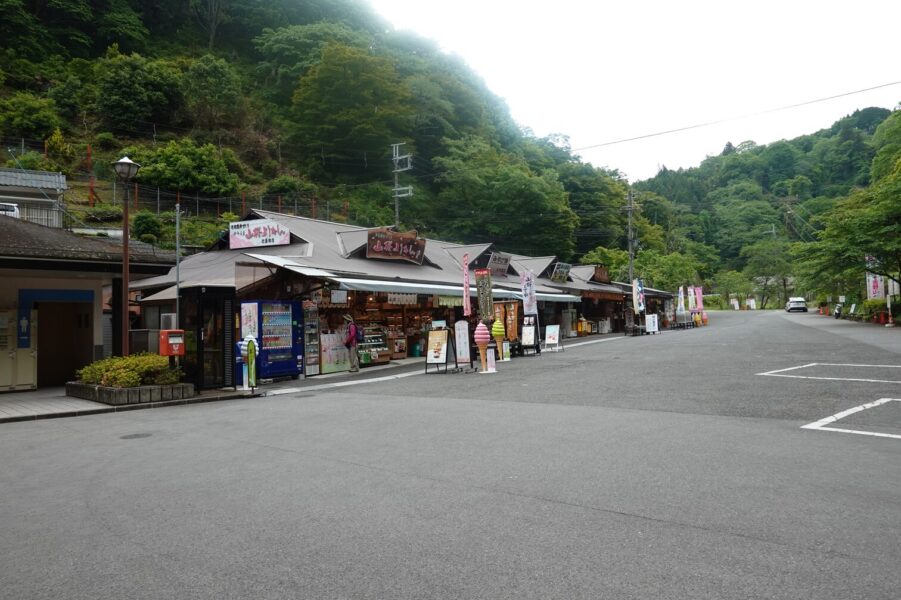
(455, 320, 471, 364)
(521, 270, 537, 315)
(866, 272, 885, 300)
(462, 253, 472, 317)
(632, 278, 645, 314)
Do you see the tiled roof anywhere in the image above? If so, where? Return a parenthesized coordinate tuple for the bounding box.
(0, 216, 175, 264)
(0, 168, 68, 190)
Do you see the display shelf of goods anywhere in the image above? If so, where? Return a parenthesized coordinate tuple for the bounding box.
(358, 327, 390, 365)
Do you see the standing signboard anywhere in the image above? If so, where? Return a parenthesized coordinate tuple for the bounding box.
(646, 314, 659, 334)
(544, 324, 562, 352)
(475, 268, 493, 320)
(454, 320, 471, 366)
(425, 328, 458, 373)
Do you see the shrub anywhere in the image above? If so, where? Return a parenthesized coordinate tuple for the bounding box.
(84, 204, 123, 222)
(76, 353, 182, 388)
(95, 132, 117, 150)
(133, 210, 162, 239)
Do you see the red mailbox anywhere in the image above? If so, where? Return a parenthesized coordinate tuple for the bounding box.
(159, 329, 185, 356)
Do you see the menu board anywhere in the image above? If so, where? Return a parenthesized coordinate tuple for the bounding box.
(426, 329, 449, 364)
(521, 325, 536, 347)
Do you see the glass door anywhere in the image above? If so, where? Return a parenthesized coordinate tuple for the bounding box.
(200, 296, 224, 389)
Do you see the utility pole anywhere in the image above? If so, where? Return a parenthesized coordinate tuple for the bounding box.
(622, 187, 637, 282)
(391, 142, 412, 228)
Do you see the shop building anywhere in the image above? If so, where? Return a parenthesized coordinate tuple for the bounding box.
(136, 211, 580, 389)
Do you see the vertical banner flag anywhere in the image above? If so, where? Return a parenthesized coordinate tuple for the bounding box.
(521, 270, 537, 315)
(866, 272, 885, 300)
(678, 286, 686, 312)
(695, 286, 704, 311)
(687, 285, 696, 311)
(475, 268, 493, 320)
(632, 278, 645, 314)
(462, 253, 472, 316)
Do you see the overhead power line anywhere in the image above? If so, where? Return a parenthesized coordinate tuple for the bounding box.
(571, 80, 901, 152)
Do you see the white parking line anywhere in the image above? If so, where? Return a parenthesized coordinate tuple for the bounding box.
(801, 398, 901, 440)
(757, 362, 901, 384)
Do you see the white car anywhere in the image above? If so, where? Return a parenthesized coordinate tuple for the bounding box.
(785, 297, 807, 312)
(0, 203, 20, 219)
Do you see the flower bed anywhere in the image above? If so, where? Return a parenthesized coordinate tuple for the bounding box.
(66, 381, 195, 405)
(66, 353, 192, 405)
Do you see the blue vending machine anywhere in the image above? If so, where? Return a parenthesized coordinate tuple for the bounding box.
(238, 300, 303, 382)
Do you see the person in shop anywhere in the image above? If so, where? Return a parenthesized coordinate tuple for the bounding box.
(343, 314, 360, 372)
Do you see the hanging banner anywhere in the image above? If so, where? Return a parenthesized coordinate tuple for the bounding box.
(520, 270, 537, 315)
(475, 268, 493, 319)
(866, 272, 885, 300)
(487, 252, 511, 276)
(462, 253, 472, 316)
(229, 219, 291, 249)
(504, 302, 518, 341)
(695, 286, 704, 311)
(387, 292, 417, 305)
(366, 228, 426, 265)
(632, 278, 645, 314)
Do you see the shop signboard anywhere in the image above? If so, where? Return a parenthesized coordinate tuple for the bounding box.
(426, 329, 449, 364)
(240, 302, 258, 339)
(520, 270, 537, 315)
(544, 324, 561, 352)
(229, 219, 291, 249)
(504, 302, 518, 341)
(387, 292, 417, 305)
(549, 262, 571, 283)
(646, 314, 659, 333)
(330, 290, 348, 304)
(462, 253, 472, 316)
(475, 268, 493, 319)
(366, 228, 426, 265)
(455, 320, 471, 364)
(487, 252, 511, 276)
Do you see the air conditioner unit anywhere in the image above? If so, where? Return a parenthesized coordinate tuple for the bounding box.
(161, 313, 177, 330)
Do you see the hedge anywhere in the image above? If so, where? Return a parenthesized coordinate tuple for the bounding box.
(76, 353, 182, 388)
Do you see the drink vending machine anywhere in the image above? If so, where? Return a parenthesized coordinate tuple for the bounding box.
(237, 301, 303, 383)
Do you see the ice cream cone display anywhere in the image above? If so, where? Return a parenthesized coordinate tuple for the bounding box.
(474, 322, 491, 373)
(491, 319, 506, 361)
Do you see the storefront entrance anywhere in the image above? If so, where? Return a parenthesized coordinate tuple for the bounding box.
(181, 289, 234, 390)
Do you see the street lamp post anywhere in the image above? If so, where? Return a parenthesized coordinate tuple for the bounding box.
(113, 156, 141, 356)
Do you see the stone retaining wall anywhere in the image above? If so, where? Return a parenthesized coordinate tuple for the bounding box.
(65, 382, 195, 406)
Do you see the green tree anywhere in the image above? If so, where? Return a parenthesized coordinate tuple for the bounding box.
(0, 92, 61, 138)
(579, 246, 629, 280)
(182, 54, 242, 129)
(431, 136, 578, 258)
(126, 139, 240, 195)
(634, 250, 700, 292)
(713, 270, 753, 305)
(254, 23, 372, 103)
(96, 49, 183, 130)
(291, 43, 414, 180)
(741, 238, 793, 308)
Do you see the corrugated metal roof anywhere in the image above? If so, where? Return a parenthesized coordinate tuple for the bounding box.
(0, 168, 68, 190)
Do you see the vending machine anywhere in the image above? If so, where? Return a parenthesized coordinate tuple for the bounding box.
(302, 301, 320, 376)
(239, 301, 303, 380)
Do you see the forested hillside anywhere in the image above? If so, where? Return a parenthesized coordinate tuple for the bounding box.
(1, 1, 898, 309)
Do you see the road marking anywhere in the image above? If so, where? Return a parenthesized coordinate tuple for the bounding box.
(565, 336, 625, 349)
(758, 362, 901, 384)
(801, 398, 901, 440)
(266, 370, 423, 396)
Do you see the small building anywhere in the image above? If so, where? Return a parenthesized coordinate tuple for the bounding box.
(0, 216, 174, 390)
(0, 167, 68, 228)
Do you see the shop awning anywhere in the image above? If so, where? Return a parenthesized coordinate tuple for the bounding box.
(334, 277, 471, 296)
(333, 277, 580, 303)
(243, 253, 336, 278)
